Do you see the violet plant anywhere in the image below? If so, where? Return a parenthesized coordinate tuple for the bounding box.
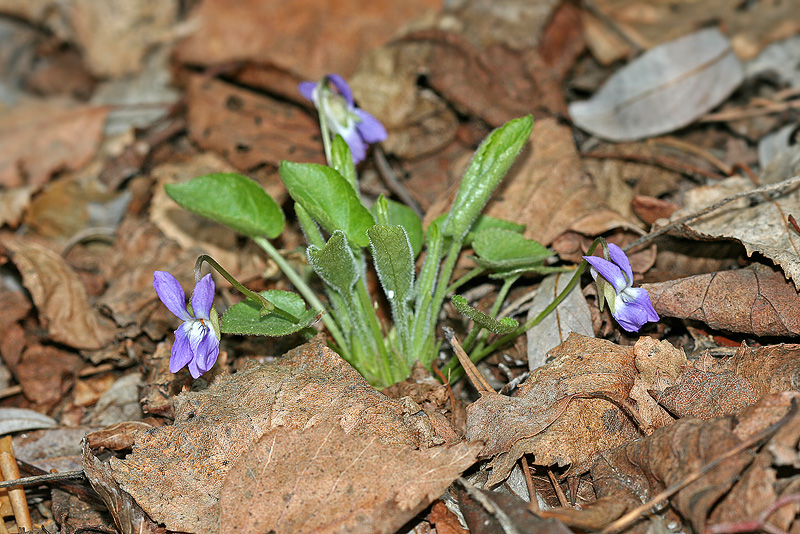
(159, 74, 658, 386)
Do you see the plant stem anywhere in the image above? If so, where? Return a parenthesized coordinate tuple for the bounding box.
(253, 236, 349, 358)
(468, 274, 519, 354)
(446, 266, 487, 294)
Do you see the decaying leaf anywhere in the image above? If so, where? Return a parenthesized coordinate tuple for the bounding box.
(654, 367, 760, 419)
(2, 237, 116, 350)
(698, 343, 800, 396)
(219, 422, 479, 534)
(569, 28, 744, 142)
(0, 99, 108, 188)
(665, 175, 800, 290)
(101, 338, 461, 533)
(526, 272, 593, 370)
(467, 333, 640, 486)
(0, 408, 57, 435)
(186, 76, 325, 171)
(643, 263, 800, 336)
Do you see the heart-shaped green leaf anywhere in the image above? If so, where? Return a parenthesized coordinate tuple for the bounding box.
(451, 295, 518, 334)
(165, 173, 285, 238)
(307, 230, 360, 295)
(472, 228, 553, 270)
(221, 290, 318, 336)
(443, 115, 533, 241)
(279, 161, 375, 247)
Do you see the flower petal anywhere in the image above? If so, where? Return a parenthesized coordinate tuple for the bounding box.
(187, 357, 202, 379)
(191, 274, 216, 320)
(326, 74, 354, 106)
(341, 127, 368, 163)
(153, 271, 191, 321)
(354, 109, 387, 144)
(583, 255, 627, 293)
(613, 287, 660, 332)
(194, 333, 220, 374)
(169, 324, 193, 373)
(298, 81, 317, 102)
(607, 243, 634, 287)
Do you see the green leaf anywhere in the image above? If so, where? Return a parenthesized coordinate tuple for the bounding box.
(221, 290, 318, 336)
(367, 225, 414, 305)
(331, 135, 357, 191)
(451, 295, 518, 334)
(279, 161, 375, 247)
(442, 116, 533, 241)
(165, 173, 285, 238)
(427, 213, 524, 248)
(472, 228, 553, 270)
(307, 230, 360, 295)
(370, 197, 423, 257)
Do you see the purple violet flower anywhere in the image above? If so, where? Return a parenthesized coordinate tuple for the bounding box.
(299, 74, 387, 164)
(582, 243, 659, 332)
(153, 271, 220, 378)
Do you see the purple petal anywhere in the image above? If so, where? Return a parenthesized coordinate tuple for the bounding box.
(326, 74, 354, 106)
(298, 81, 317, 102)
(354, 109, 387, 144)
(187, 357, 202, 379)
(169, 325, 193, 373)
(194, 333, 220, 374)
(191, 274, 216, 320)
(583, 256, 627, 294)
(154, 271, 191, 321)
(342, 128, 368, 163)
(607, 243, 634, 286)
(613, 288, 660, 332)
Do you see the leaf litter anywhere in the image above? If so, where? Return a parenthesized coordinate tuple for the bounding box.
(4, 1, 800, 533)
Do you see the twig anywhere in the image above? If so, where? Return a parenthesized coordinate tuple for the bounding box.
(623, 174, 800, 253)
(600, 399, 798, 534)
(0, 470, 85, 490)
(548, 467, 570, 508)
(520, 456, 541, 513)
(373, 146, 424, 219)
(655, 137, 732, 176)
(444, 327, 495, 396)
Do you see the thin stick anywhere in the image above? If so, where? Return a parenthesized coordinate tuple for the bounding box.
(548, 467, 570, 508)
(0, 437, 32, 531)
(0, 470, 85, 490)
(443, 327, 494, 396)
(520, 456, 540, 513)
(623, 174, 800, 253)
(600, 400, 797, 534)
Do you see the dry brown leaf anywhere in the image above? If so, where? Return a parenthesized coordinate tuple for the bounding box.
(219, 422, 478, 534)
(14, 344, 84, 409)
(2, 238, 115, 350)
(665, 175, 800, 290)
(629, 337, 686, 430)
(700, 343, 800, 396)
(0, 187, 33, 228)
(174, 0, 439, 79)
(0, 99, 108, 188)
(586, 0, 800, 62)
(654, 367, 760, 419)
(104, 338, 458, 533)
(0, 287, 32, 370)
(467, 334, 640, 486)
(643, 264, 800, 336)
(481, 118, 639, 246)
(428, 500, 469, 534)
(186, 76, 325, 171)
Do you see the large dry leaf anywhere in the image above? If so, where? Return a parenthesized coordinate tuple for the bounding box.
(219, 422, 478, 534)
(665, 175, 800, 290)
(186, 76, 325, 171)
(643, 264, 800, 336)
(467, 334, 640, 486)
(654, 367, 760, 419)
(0, 99, 108, 188)
(569, 28, 743, 142)
(2, 238, 115, 350)
(174, 0, 440, 79)
(104, 339, 457, 533)
(480, 118, 638, 246)
(526, 272, 593, 370)
(15, 344, 85, 409)
(698, 343, 800, 396)
(586, 0, 800, 62)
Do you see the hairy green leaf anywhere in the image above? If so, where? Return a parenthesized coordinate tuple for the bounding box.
(221, 290, 317, 336)
(368, 225, 414, 305)
(307, 230, 360, 295)
(165, 173, 284, 238)
(371, 197, 423, 257)
(443, 115, 533, 241)
(472, 228, 553, 270)
(451, 295, 518, 334)
(331, 135, 357, 191)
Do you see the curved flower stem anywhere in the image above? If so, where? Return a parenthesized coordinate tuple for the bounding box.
(317, 79, 334, 166)
(253, 236, 349, 358)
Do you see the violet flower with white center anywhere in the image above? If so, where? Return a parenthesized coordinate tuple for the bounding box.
(153, 271, 221, 378)
(299, 74, 387, 164)
(582, 243, 659, 332)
